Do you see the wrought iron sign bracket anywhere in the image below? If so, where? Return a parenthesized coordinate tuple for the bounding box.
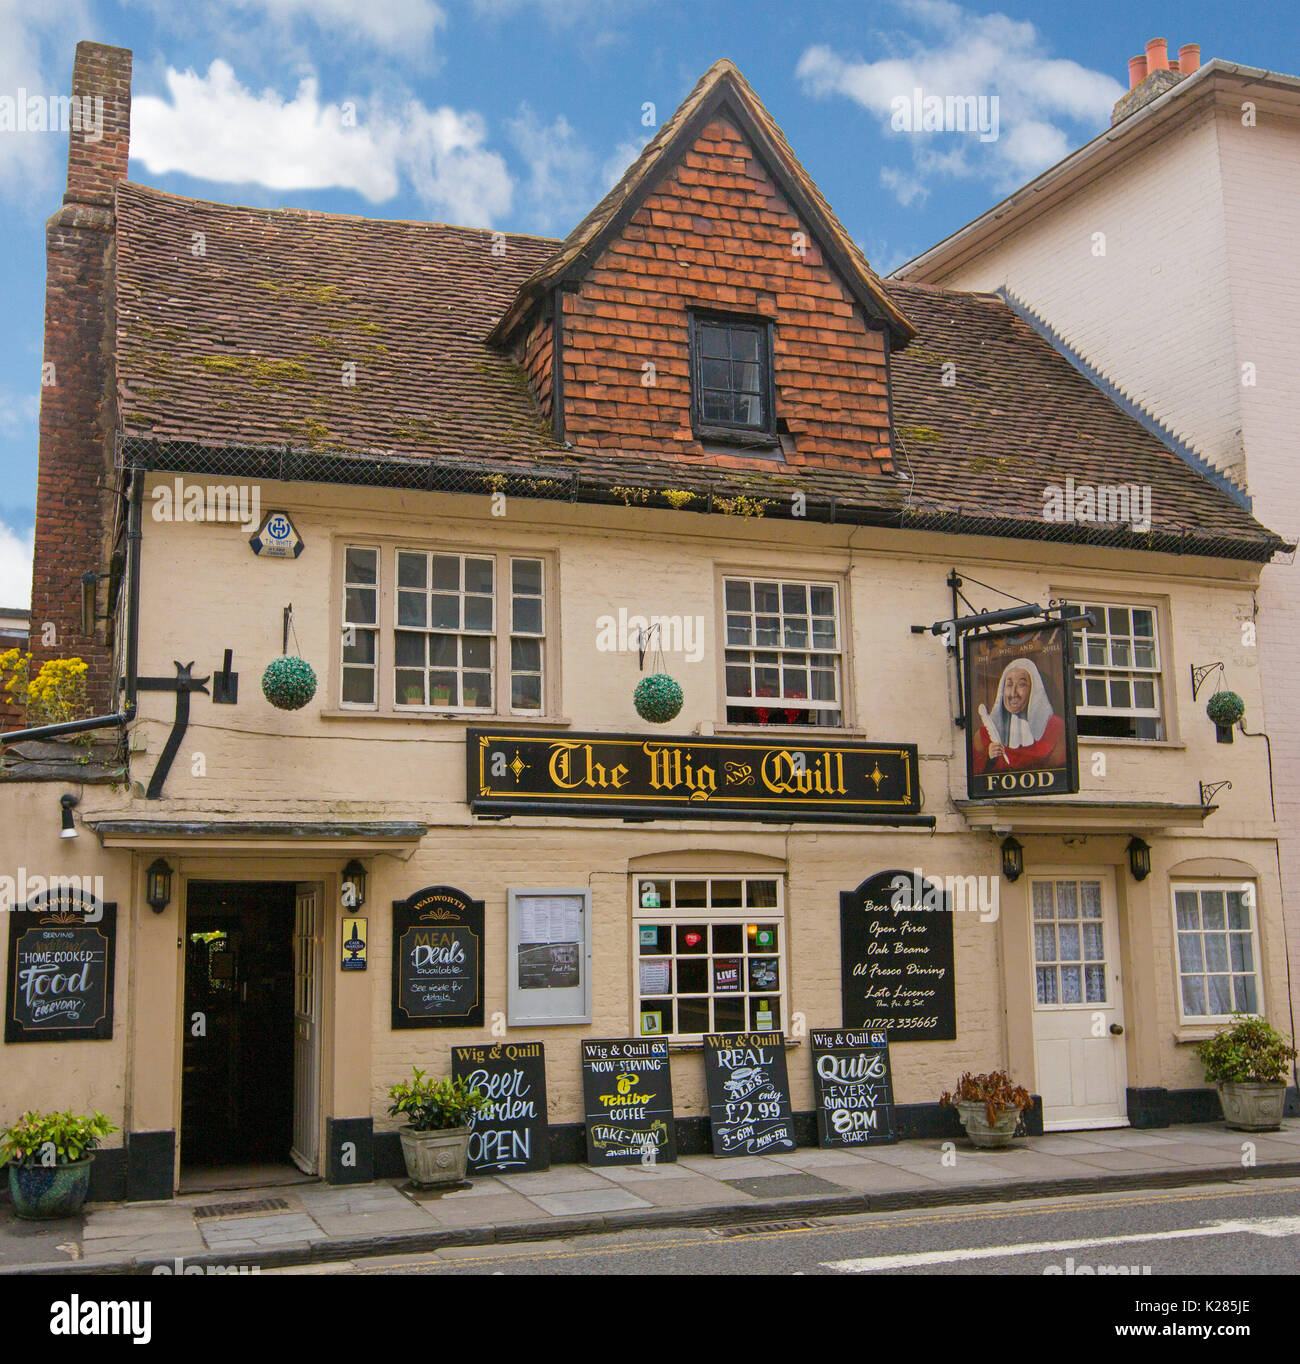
(1190, 662, 1225, 701)
(1199, 779, 1232, 808)
(135, 661, 211, 798)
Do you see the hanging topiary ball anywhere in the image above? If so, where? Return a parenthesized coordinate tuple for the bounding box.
(262, 655, 317, 711)
(1206, 690, 1244, 728)
(634, 672, 683, 724)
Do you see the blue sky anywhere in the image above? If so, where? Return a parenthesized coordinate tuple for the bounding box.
(2, 0, 1298, 605)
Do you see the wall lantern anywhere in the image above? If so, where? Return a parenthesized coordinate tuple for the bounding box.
(342, 858, 367, 909)
(59, 793, 79, 839)
(145, 858, 174, 914)
(1126, 837, 1152, 883)
(1000, 835, 1024, 883)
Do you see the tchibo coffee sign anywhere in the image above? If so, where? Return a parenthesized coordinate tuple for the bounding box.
(6, 895, 117, 1043)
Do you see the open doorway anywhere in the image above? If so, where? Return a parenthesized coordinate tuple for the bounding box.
(181, 881, 321, 1190)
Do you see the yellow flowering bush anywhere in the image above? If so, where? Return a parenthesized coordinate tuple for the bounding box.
(0, 650, 92, 728)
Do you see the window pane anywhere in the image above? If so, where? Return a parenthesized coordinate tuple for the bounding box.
(713, 996, 747, 1032)
(1080, 882, 1102, 918)
(346, 547, 378, 583)
(464, 596, 493, 631)
(732, 329, 760, 362)
(1201, 892, 1226, 930)
(431, 594, 460, 629)
(395, 671, 424, 704)
(342, 668, 375, 704)
(1207, 975, 1232, 1014)
(1036, 966, 1057, 1005)
(1034, 924, 1055, 963)
(1226, 891, 1250, 930)
(1229, 933, 1253, 972)
(462, 636, 491, 669)
(676, 925, 707, 954)
(394, 631, 424, 667)
(725, 581, 751, 611)
(1182, 977, 1207, 1016)
(513, 597, 542, 634)
(1082, 923, 1104, 960)
(462, 673, 491, 707)
(676, 881, 708, 908)
(1204, 934, 1229, 973)
(1178, 933, 1203, 972)
(712, 923, 743, 952)
(511, 637, 541, 670)
(1057, 883, 1078, 918)
(676, 997, 708, 1035)
(512, 559, 542, 596)
(343, 631, 375, 664)
(468, 556, 496, 594)
(1058, 923, 1081, 961)
(345, 587, 377, 625)
(512, 673, 542, 711)
(430, 634, 457, 666)
(711, 881, 743, 908)
(726, 665, 751, 697)
(702, 358, 729, 389)
(1234, 976, 1258, 1013)
(1032, 882, 1054, 919)
(1175, 891, 1200, 930)
(1085, 965, 1107, 1003)
(747, 881, 779, 908)
(431, 555, 459, 590)
(676, 959, 708, 994)
(396, 552, 425, 588)
(397, 591, 426, 627)
(699, 325, 729, 358)
(1060, 965, 1082, 1004)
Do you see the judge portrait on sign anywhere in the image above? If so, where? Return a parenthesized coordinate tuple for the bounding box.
(972, 657, 1067, 774)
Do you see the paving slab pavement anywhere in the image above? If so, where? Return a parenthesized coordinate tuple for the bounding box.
(2, 1119, 1298, 1274)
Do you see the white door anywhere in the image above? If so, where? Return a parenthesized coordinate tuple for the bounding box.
(1030, 873, 1128, 1130)
(291, 884, 322, 1173)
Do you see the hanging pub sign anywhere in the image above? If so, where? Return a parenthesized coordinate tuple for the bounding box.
(703, 1032, 797, 1157)
(391, 886, 483, 1029)
(840, 870, 956, 1041)
(810, 1029, 896, 1148)
(468, 730, 920, 822)
(6, 892, 117, 1043)
(452, 1043, 550, 1174)
(965, 621, 1078, 799)
(581, 1038, 677, 1166)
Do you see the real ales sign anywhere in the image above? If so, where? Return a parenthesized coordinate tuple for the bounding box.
(702, 1032, 797, 1156)
(391, 886, 484, 1029)
(5, 896, 117, 1043)
(810, 1030, 896, 1147)
(452, 1042, 550, 1174)
(965, 621, 1079, 799)
(839, 870, 956, 1041)
(580, 1038, 676, 1166)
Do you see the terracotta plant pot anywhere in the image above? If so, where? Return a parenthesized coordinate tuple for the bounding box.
(954, 1100, 1024, 1149)
(398, 1125, 471, 1188)
(1217, 1081, 1287, 1132)
(8, 1157, 94, 1220)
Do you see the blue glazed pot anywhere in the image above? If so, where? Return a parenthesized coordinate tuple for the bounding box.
(8, 1157, 94, 1220)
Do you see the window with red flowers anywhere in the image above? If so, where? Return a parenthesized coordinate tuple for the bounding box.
(722, 577, 843, 726)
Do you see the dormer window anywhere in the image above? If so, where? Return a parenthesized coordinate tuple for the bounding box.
(690, 311, 776, 442)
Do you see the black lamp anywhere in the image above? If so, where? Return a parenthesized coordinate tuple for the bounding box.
(59, 793, 79, 839)
(342, 858, 367, 909)
(145, 858, 173, 913)
(1000, 835, 1024, 883)
(1126, 837, 1152, 882)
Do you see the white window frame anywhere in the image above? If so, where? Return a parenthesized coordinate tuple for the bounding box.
(1067, 599, 1166, 741)
(632, 874, 787, 1042)
(720, 575, 845, 728)
(1172, 881, 1265, 1025)
(334, 539, 553, 717)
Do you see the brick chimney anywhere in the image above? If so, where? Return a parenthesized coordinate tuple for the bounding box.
(29, 42, 132, 714)
(1113, 37, 1199, 125)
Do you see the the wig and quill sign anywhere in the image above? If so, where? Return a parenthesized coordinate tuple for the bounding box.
(965, 622, 1079, 798)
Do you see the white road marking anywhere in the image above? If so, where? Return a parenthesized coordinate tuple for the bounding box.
(823, 1215, 1300, 1272)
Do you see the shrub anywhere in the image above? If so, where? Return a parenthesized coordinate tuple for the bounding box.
(386, 1068, 489, 1131)
(0, 651, 92, 728)
(1, 1110, 117, 1166)
(940, 1070, 1035, 1126)
(1194, 1014, 1297, 1084)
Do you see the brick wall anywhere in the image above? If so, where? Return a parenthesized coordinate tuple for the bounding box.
(29, 41, 133, 714)
(551, 116, 893, 472)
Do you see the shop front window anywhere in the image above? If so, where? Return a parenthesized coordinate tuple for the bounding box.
(1173, 883, 1262, 1021)
(634, 876, 785, 1040)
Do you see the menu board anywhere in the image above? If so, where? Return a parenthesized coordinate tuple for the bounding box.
(391, 886, 484, 1029)
(581, 1038, 677, 1166)
(840, 870, 956, 1041)
(452, 1042, 550, 1174)
(810, 1029, 896, 1147)
(703, 1032, 797, 1157)
(6, 900, 117, 1043)
(516, 894, 582, 990)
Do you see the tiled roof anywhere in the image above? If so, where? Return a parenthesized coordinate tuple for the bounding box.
(112, 182, 1286, 560)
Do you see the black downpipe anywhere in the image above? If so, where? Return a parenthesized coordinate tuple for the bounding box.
(124, 468, 143, 711)
(1, 712, 131, 744)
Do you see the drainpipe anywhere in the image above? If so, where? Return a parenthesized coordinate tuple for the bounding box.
(0, 711, 131, 744)
(124, 468, 144, 712)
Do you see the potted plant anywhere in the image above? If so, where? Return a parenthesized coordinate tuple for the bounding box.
(461, 685, 479, 708)
(403, 684, 425, 705)
(430, 684, 451, 706)
(1194, 1013, 1297, 1131)
(940, 1071, 1035, 1149)
(1206, 690, 1244, 743)
(386, 1067, 490, 1188)
(2, 1110, 117, 1219)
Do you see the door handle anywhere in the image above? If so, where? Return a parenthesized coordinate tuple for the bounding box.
(1109, 1023, 1124, 1035)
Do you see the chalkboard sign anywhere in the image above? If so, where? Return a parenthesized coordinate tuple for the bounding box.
(452, 1042, 550, 1174)
(840, 870, 956, 1041)
(392, 886, 484, 1029)
(6, 894, 117, 1043)
(703, 1032, 797, 1157)
(810, 1029, 896, 1147)
(581, 1038, 677, 1166)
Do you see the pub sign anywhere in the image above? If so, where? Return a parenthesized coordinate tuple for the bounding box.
(6, 892, 117, 1043)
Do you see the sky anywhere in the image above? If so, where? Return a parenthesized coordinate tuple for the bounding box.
(2, 0, 1298, 607)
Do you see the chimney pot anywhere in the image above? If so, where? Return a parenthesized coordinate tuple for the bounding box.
(1145, 37, 1169, 72)
(1179, 43, 1201, 74)
(1127, 54, 1149, 89)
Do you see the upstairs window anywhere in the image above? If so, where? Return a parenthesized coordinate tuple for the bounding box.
(1068, 602, 1165, 741)
(690, 312, 775, 440)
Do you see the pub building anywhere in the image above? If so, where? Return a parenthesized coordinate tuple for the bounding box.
(2, 42, 1295, 1201)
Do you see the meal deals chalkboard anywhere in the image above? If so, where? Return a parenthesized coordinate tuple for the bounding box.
(5, 898, 117, 1043)
(703, 1032, 797, 1157)
(391, 886, 484, 1029)
(452, 1042, 550, 1174)
(581, 1038, 677, 1166)
(840, 870, 957, 1041)
(810, 1030, 896, 1147)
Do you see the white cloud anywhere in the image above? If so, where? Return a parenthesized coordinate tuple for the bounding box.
(229, 0, 446, 48)
(0, 521, 33, 609)
(797, 0, 1124, 201)
(880, 166, 928, 208)
(0, 389, 39, 440)
(471, 0, 629, 23)
(132, 60, 513, 225)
